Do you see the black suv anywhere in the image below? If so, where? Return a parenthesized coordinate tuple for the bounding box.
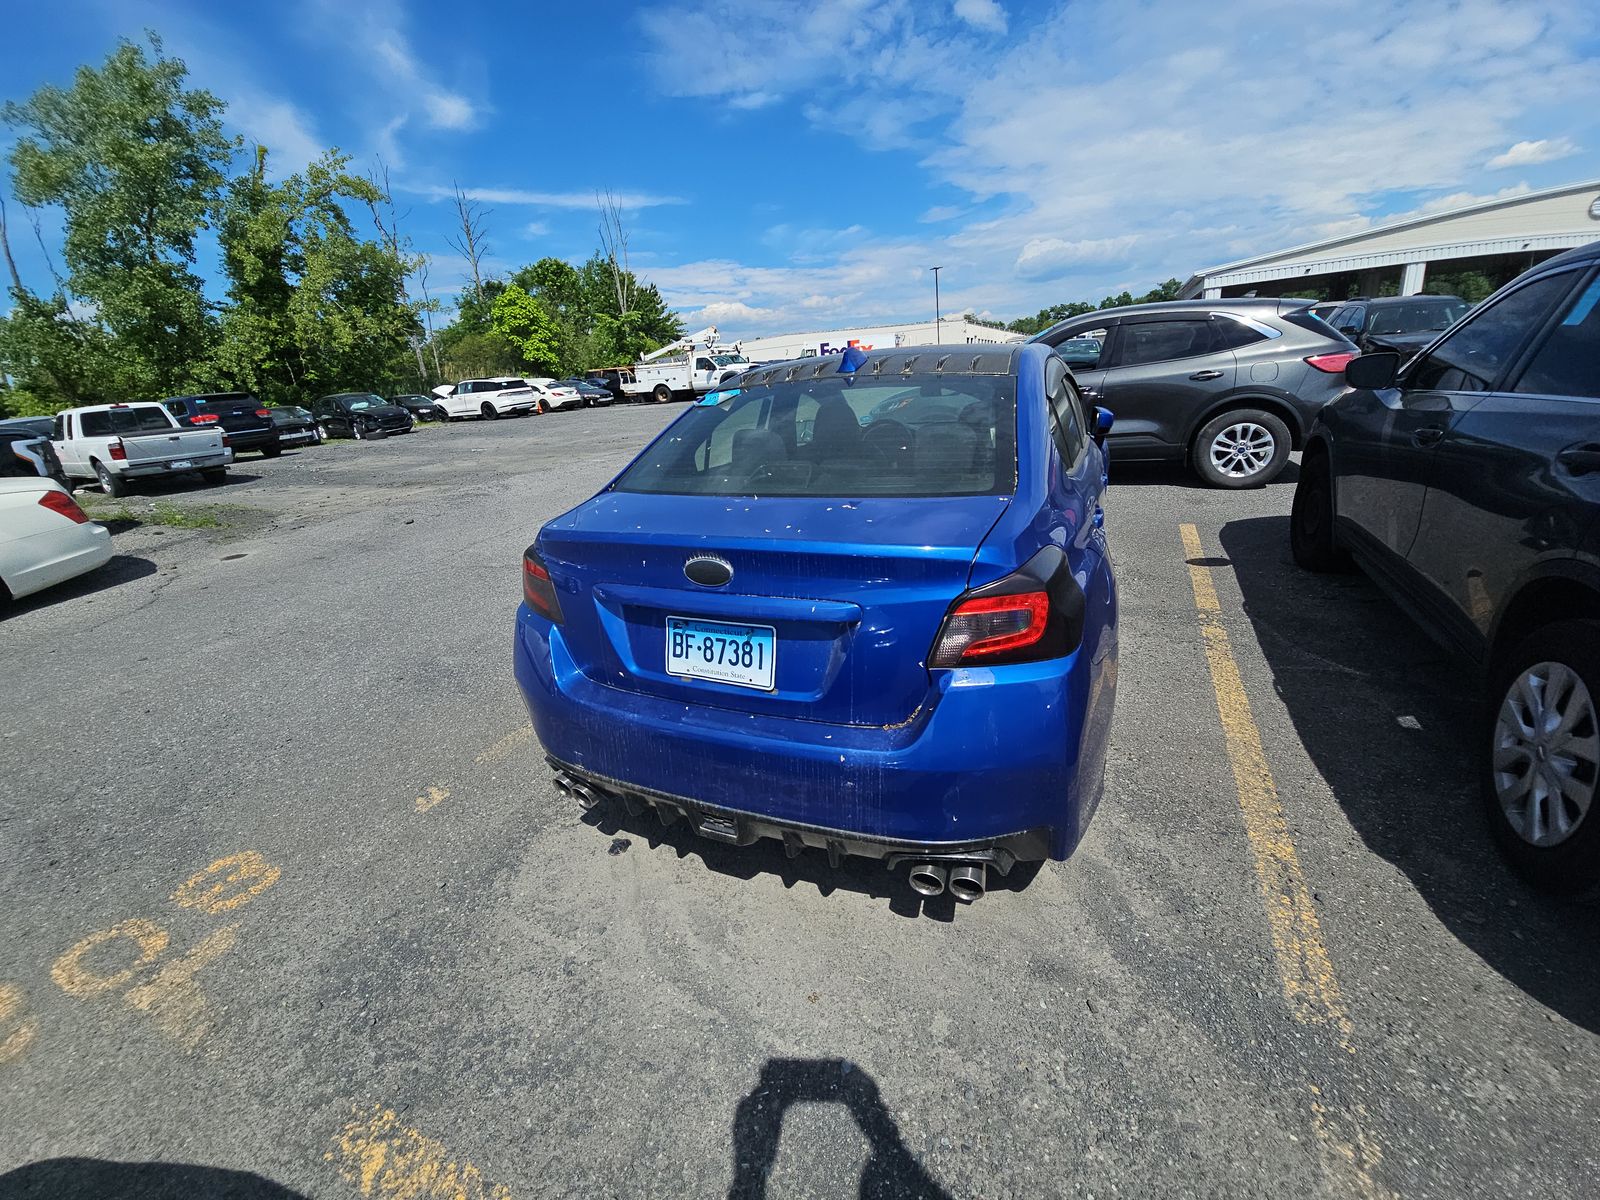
(1323, 294, 1471, 357)
(1291, 241, 1600, 895)
(163, 393, 282, 457)
(1031, 298, 1357, 487)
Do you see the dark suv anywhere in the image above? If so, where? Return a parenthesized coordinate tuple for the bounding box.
(1291, 241, 1600, 895)
(1323, 294, 1471, 357)
(1031, 298, 1357, 487)
(163, 393, 282, 457)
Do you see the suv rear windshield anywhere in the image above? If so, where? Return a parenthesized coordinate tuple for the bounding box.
(198, 398, 259, 414)
(1370, 300, 1469, 336)
(80, 407, 175, 436)
(614, 374, 1018, 498)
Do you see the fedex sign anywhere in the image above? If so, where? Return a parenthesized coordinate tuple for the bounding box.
(818, 337, 873, 355)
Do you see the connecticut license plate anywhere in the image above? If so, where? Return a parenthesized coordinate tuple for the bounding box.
(666, 616, 776, 690)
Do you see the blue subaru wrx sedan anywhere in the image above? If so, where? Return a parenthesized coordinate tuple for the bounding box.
(514, 343, 1118, 901)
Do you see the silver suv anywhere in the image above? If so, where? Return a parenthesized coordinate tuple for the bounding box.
(1031, 299, 1357, 487)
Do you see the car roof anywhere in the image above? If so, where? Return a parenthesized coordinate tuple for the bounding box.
(1335, 294, 1465, 307)
(1529, 239, 1600, 273)
(739, 344, 1021, 383)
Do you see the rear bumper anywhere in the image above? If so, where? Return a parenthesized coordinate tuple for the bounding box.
(122, 452, 228, 477)
(514, 604, 1116, 862)
(227, 429, 280, 451)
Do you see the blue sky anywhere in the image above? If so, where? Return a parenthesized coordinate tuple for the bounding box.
(4, 0, 1599, 336)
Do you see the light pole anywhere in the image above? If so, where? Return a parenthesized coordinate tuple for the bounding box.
(930, 266, 943, 343)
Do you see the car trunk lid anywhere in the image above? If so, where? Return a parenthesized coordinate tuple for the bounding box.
(538, 491, 1008, 727)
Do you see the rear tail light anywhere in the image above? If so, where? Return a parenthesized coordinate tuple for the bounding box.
(928, 548, 1086, 668)
(109, 438, 127, 462)
(522, 549, 564, 624)
(191, 412, 220, 424)
(1305, 352, 1358, 374)
(38, 489, 90, 524)
(221, 432, 232, 447)
(255, 408, 271, 418)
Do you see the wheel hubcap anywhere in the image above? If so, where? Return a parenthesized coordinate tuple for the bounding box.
(1210, 422, 1275, 477)
(1493, 661, 1598, 847)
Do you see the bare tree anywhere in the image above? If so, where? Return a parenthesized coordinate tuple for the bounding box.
(0, 195, 22, 297)
(446, 183, 490, 303)
(596, 189, 633, 316)
(416, 256, 443, 378)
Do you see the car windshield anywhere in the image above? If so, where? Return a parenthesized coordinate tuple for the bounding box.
(343, 395, 385, 410)
(1370, 300, 1470, 335)
(613, 373, 1018, 498)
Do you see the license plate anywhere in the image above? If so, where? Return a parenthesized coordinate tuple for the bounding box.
(666, 616, 776, 690)
(169, 459, 193, 469)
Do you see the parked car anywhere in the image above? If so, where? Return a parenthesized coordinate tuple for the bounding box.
(51, 403, 229, 497)
(163, 393, 281, 458)
(551, 378, 614, 407)
(0, 477, 112, 603)
(516, 343, 1119, 902)
(436, 378, 538, 421)
(390, 394, 445, 422)
(268, 405, 323, 447)
(1, 429, 70, 490)
(1291, 240, 1600, 896)
(311, 393, 414, 440)
(1031, 297, 1358, 487)
(1323, 294, 1471, 357)
(524, 378, 584, 413)
(0, 416, 56, 439)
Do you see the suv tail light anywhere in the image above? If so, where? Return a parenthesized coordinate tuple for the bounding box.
(191, 412, 220, 424)
(1305, 352, 1358, 374)
(928, 547, 1085, 668)
(255, 408, 271, 418)
(522, 548, 564, 624)
(109, 438, 127, 462)
(38, 489, 89, 523)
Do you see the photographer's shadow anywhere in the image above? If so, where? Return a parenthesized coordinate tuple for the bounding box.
(729, 1058, 950, 1199)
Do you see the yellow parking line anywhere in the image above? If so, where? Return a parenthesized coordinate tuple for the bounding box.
(474, 724, 533, 765)
(1179, 523, 1389, 1198)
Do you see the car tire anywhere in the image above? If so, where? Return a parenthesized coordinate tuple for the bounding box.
(261, 445, 282, 458)
(201, 467, 226, 484)
(652, 384, 672, 403)
(1484, 620, 1600, 898)
(94, 460, 126, 498)
(1290, 447, 1353, 572)
(536, 398, 549, 415)
(481, 402, 498, 420)
(1192, 409, 1292, 488)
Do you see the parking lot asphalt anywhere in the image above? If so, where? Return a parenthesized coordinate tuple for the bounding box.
(2, 406, 1596, 1200)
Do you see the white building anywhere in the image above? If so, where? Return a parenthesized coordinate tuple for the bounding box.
(1180, 178, 1600, 301)
(733, 318, 1022, 364)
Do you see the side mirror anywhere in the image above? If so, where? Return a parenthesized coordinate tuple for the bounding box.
(1344, 352, 1401, 390)
(1093, 407, 1114, 446)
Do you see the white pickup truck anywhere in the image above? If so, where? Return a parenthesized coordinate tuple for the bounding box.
(52, 403, 230, 497)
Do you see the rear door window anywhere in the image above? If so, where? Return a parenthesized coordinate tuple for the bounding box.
(1211, 314, 1276, 350)
(1409, 272, 1577, 392)
(1510, 275, 1600, 399)
(1045, 356, 1087, 465)
(1114, 319, 1218, 367)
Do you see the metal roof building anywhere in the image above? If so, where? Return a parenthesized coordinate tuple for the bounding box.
(736, 318, 1022, 363)
(1179, 178, 1600, 301)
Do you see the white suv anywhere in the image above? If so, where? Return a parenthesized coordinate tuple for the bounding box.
(437, 378, 538, 421)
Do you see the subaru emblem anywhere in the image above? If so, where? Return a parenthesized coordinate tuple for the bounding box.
(684, 555, 733, 587)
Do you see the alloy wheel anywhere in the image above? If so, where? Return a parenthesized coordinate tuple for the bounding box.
(1492, 661, 1599, 847)
(1209, 422, 1276, 479)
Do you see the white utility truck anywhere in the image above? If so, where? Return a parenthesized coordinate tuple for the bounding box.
(622, 327, 736, 402)
(52, 402, 230, 497)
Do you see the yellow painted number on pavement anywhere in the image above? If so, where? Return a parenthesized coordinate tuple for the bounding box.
(50, 919, 170, 997)
(0, 984, 39, 1064)
(172, 850, 283, 913)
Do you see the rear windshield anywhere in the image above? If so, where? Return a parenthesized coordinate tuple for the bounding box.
(80, 407, 175, 436)
(1370, 300, 1469, 335)
(614, 373, 1018, 498)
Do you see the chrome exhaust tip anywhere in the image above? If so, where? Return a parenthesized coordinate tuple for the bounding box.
(948, 864, 986, 903)
(552, 773, 573, 797)
(908, 863, 948, 897)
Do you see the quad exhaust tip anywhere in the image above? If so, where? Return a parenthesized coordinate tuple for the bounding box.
(947, 864, 986, 902)
(908, 863, 948, 897)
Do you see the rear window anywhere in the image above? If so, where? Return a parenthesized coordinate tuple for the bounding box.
(1370, 300, 1469, 336)
(79, 407, 176, 436)
(614, 374, 1018, 498)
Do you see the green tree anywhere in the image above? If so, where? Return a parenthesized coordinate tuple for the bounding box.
(3, 35, 235, 398)
(490, 283, 561, 375)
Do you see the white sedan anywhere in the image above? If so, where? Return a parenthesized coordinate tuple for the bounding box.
(524, 378, 584, 413)
(0, 477, 112, 602)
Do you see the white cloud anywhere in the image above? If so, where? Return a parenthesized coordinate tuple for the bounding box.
(953, 0, 1008, 33)
(410, 185, 687, 209)
(1487, 137, 1579, 168)
(636, 0, 1600, 329)
(693, 300, 773, 323)
(522, 221, 551, 238)
(228, 91, 324, 176)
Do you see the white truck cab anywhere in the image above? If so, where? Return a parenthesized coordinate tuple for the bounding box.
(52, 403, 229, 497)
